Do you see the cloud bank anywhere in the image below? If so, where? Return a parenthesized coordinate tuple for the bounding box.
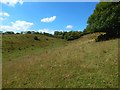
(0, 20, 33, 32)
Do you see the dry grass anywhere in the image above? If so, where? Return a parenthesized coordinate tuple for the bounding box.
(2, 33, 118, 88)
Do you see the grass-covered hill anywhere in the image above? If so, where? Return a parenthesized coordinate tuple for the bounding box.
(2, 33, 118, 88)
(2, 34, 66, 62)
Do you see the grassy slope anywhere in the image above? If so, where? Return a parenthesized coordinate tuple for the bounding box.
(2, 33, 118, 88)
(2, 34, 66, 62)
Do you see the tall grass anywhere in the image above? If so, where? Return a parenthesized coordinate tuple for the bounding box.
(2, 33, 118, 88)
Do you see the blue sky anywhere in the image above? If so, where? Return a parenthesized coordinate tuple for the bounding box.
(0, 1, 98, 34)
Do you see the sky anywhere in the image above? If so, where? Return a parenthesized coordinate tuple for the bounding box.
(0, 0, 98, 34)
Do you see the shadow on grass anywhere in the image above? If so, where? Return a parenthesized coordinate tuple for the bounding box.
(95, 33, 120, 42)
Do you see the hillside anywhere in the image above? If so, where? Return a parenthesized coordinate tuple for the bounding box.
(2, 34, 66, 62)
(2, 33, 118, 88)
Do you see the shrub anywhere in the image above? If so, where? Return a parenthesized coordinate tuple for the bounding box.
(54, 31, 82, 40)
(34, 36, 39, 41)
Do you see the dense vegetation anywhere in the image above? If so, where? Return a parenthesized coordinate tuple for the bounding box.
(3, 31, 83, 41)
(54, 31, 83, 40)
(3, 31, 54, 37)
(85, 2, 120, 39)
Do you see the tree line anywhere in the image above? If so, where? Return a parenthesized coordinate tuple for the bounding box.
(2, 31, 54, 37)
(2, 30, 84, 41)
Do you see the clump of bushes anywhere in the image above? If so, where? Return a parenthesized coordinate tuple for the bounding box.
(95, 33, 117, 42)
(46, 38, 49, 40)
(54, 31, 83, 41)
(18, 48, 22, 50)
(34, 36, 40, 41)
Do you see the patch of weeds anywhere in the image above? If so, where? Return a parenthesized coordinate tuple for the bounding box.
(11, 81, 15, 84)
(23, 82, 28, 85)
(31, 44, 34, 46)
(9, 59, 11, 61)
(31, 48, 34, 50)
(26, 46, 29, 48)
(46, 38, 49, 41)
(103, 50, 107, 53)
(18, 48, 22, 50)
(34, 36, 40, 41)
(95, 33, 119, 42)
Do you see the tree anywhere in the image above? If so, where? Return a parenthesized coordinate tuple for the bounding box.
(4, 31, 14, 34)
(54, 31, 63, 38)
(26, 31, 32, 34)
(43, 32, 53, 37)
(16, 32, 20, 34)
(64, 31, 82, 40)
(34, 32, 39, 34)
(85, 2, 120, 37)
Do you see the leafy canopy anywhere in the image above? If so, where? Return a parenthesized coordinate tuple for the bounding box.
(85, 2, 120, 36)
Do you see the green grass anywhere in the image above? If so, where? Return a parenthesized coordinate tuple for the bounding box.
(2, 33, 118, 88)
(2, 34, 66, 62)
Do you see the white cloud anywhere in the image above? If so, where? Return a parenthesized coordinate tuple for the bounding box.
(66, 25, 73, 29)
(0, 20, 33, 32)
(0, 12, 9, 21)
(11, 20, 33, 30)
(0, 12, 10, 17)
(0, 0, 23, 7)
(38, 28, 54, 35)
(41, 16, 56, 23)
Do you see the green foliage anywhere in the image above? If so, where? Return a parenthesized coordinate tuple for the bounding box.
(85, 2, 120, 37)
(54, 31, 82, 40)
(26, 31, 32, 34)
(16, 32, 20, 34)
(43, 32, 53, 37)
(4, 31, 14, 34)
(34, 32, 40, 34)
(54, 31, 64, 38)
(34, 36, 39, 41)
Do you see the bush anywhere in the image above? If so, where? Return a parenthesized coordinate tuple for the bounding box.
(54, 31, 82, 40)
(95, 33, 115, 42)
(34, 36, 39, 41)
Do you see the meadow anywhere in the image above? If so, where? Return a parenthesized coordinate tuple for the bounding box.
(2, 33, 118, 88)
